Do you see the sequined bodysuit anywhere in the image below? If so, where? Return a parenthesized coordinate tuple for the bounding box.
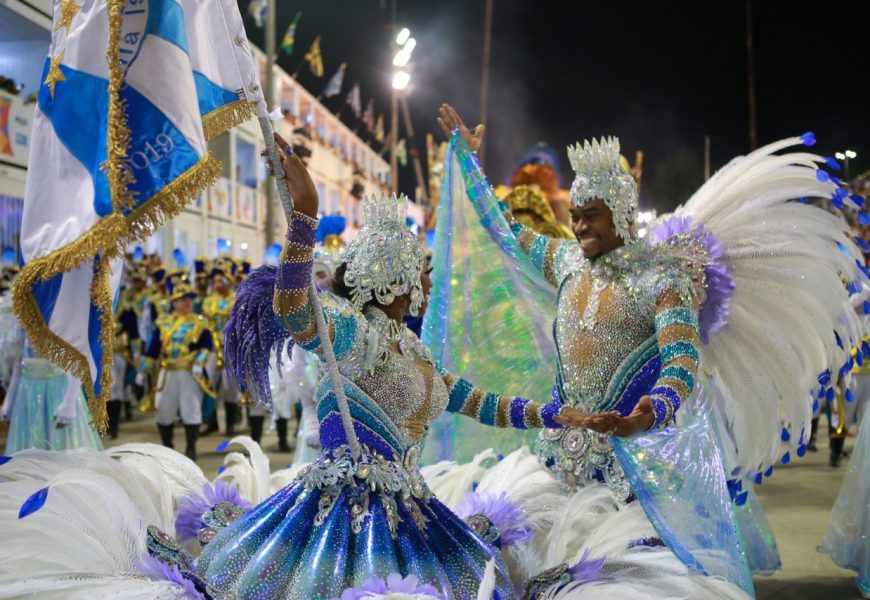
(504, 218, 702, 499)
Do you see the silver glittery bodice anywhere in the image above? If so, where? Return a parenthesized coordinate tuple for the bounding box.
(354, 307, 449, 446)
(540, 243, 695, 499)
(556, 268, 655, 413)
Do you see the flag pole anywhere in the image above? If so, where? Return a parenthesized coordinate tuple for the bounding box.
(258, 4, 360, 460)
(264, 0, 277, 245)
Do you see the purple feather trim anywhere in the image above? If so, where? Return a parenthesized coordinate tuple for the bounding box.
(455, 491, 533, 547)
(135, 554, 205, 599)
(568, 548, 606, 585)
(175, 481, 252, 543)
(337, 573, 443, 600)
(224, 264, 294, 406)
(649, 215, 735, 343)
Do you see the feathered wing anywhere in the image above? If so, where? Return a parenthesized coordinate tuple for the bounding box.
(422, 140, 559, 463)
(672, 136, 866, 482)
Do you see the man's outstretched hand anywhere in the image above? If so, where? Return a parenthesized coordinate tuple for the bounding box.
(437, 104, 485, 153)
(577, 396, 657, 437)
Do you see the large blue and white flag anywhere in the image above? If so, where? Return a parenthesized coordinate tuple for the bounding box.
(181, 0, 266, 139)
(13, 0, 264, 430)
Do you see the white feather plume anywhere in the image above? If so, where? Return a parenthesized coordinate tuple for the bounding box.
(675, 135, 866, 481)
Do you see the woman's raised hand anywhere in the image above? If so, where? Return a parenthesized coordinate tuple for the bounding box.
(263, 132, 319, 218)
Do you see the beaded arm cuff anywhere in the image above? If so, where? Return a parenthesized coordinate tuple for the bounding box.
(443, 372, 565, 430)
(275, 212, 320, 348)
(649, 293, 700, 429)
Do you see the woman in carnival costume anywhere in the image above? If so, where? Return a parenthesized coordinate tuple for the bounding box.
(423, 105, 869, 598)
(0, 294, 102, 454)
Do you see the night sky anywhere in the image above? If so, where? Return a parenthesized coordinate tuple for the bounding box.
(242, 0, 870, 212)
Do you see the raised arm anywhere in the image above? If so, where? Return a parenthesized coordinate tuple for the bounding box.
(267, 135, 370, 374)
(438, 104, 573, 287)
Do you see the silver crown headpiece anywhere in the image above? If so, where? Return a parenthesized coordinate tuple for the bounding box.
(567, 136, 638, 241)
(342, 193, 425, 315)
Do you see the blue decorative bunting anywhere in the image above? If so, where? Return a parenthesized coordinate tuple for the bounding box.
(801, 131, 816, 146)
(216, 440, 230, 452)
(0, 456, 11, 466)
(781, 452, 791, 465)
(754, 473, 763, 485)
(764, 466, 774, 477)
(860, 212, 870, 226)
(815, 170, 830, 182)
(845, 388, 855, 403)
(851, 194, 866, 208)
(780, 428, 790, 442)
(824, 157, 841, 171)
(735, 491, 749, 507)
(19, 487, 49, 519)
(797, 444, 807, 458)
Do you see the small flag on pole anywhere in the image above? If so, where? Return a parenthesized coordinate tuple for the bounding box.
(362, 99, 374, 131)
(247, 0, 266, 27)
(323, 63, 346, 98)
(396, 139, 407, 166)
(305, 35, 324, 77)
(346, 82, 361, 117)
(374, 114, 385, 142)
(281, 11, 302, 56)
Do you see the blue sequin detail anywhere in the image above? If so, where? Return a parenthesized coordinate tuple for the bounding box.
(282, 306, 312, 332)
(447, 378, 474, 413)
(660, 365, 695, 391)
(655, 307, 699, 330)
(529, 235, 550, 273)
(661, 341, 699, 365)
(509, 398, 530, 429)
(300, 334, 321, 352)
(331, 311, 358, 360)
(651, 385, 682, 410)
(479, 392, 499, 426)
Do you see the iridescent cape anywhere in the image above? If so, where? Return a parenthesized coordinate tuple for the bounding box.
(424, 133, 754, 595)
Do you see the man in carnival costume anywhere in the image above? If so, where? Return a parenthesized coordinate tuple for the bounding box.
(202, 257, 240, 436)
(434, 104, 866, 597)
(137, 276, 214, 461)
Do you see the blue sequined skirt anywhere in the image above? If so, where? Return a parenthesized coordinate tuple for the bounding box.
(197, 446, 513, 599)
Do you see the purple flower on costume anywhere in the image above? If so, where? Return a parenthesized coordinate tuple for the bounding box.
(135, 554, 205, 599)
(569, 548, 606, 585)
(455, 491, 532, 548)
(649, 215, 735, 343)
(337, 573, 443, 599)
(175, 480, 251, 542)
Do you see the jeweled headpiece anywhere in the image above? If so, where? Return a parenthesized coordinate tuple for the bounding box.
(341, 193, 425, 315)
(567, 136, 638, 242)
